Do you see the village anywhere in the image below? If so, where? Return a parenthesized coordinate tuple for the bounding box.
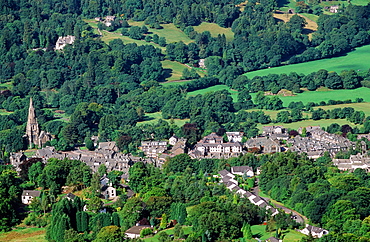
(10, 99, 370, 182)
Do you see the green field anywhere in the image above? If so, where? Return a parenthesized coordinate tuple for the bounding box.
(128, 21, 194, 44)
(257, 118, 358, 132)
(193, 22, 234, 41)
(314, 102, 370, 116)
(137, 112, 189, 127)
(245, 44, 370, 79)
(269, 87, 370, 106)
(0, 227, 46, 242)
(161, 60, 204, 82)
(187, 85, 238, 101)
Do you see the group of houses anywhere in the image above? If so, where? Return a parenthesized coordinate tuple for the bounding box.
(218, 167, 279, 216)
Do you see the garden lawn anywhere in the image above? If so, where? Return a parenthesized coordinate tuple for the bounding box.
(193, 22, 234, 41)
(250, 225, 304, 241)
(143, 226, 192, 242)
(137, 112, 189, 127)
(0, 227, 46, 242)
(245, 45, 370, 79)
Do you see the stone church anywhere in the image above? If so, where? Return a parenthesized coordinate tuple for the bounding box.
(26, 98, 52, 148)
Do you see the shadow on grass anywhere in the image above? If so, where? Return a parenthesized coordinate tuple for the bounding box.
(163, 68, 173, 79)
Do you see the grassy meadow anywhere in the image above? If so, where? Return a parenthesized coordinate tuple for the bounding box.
(245, 44, 370, 79)
(0, 227, 46, 242)
(187, 85, 238, 101)
(161, 60, 205, 82)
(127, 21, 194, 44)
(193, 22, 234, 41)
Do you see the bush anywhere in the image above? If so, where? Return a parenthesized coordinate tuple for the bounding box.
(140, 228, 153, 237)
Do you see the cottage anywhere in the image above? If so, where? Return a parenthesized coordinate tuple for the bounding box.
(298, 224, 328, 238)
(55, 35, 75, 50)
(104, 16, 116, 26)
(125, 225, 152, 239)
(22, 190, 41, 204)
(231, 166, 254, 177)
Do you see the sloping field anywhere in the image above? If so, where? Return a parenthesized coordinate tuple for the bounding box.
(193, 22, 234, 41)
(128, 21, 193, 44)
(161, 60, 204, 82)
(273, 11, 318, 32)
(245, 44, 370, 78)
(314, 102, 370, 116)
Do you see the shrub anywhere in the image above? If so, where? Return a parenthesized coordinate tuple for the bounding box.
(140, 228, 152, 237)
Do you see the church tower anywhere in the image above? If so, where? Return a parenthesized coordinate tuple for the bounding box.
(26, 98, 40, 148)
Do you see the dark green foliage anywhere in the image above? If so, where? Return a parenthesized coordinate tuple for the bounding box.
(0, 166, 22, 231)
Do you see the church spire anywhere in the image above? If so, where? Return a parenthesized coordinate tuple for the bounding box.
(26, 97, 40, 148)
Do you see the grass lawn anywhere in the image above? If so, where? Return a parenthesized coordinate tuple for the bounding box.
(0, 227, 46, 242)
(161, 60, 204, 82)
(193, 22, 234, 41)
(143, 226, 192, 242)
(137, 112, 189, 127)
(245, 44, 370, 79)
(187, 85, 238, 101)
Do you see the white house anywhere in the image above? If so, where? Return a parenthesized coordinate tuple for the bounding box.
(298, 224, 328, 238)
(125, 225, 152, 239)
(21, 190, 41, 204)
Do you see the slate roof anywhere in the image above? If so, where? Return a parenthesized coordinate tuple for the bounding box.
(22, 190, 41, 197)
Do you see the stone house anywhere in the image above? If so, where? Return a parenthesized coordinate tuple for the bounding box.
(104, 16, 116, 26)
(22, 190, 41, 204)
(55, 35, 75, 50)
(190, 133, 243, 158)
(332, 154, 370, 171)
(140, 141, 168, 158)
(245, 137, 280, 153)
(231, 166, 254, 177)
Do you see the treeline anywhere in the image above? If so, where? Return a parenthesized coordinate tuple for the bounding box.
(259, 151, 370, 241)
